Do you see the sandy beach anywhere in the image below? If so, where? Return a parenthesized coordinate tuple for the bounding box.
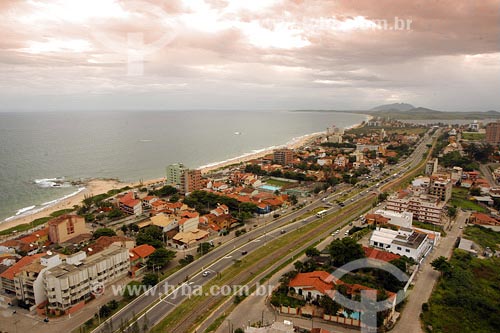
(0, 117, 369, 234)
(199, 131, 324, 174)
(0, 179, 127, 233)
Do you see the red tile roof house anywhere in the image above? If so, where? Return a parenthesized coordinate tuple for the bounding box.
(288, 271, 397, 320)
(118, 192, 143, 216)
(470, 212, 500, 226)
(141, 195, 159, 209)
(129, 244, 156, 277)
(363, 246, 401, 262)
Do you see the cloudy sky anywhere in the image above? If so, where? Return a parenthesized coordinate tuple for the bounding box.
(1, 0, 499, 111)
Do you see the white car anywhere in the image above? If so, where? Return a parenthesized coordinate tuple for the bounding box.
(202, 271, 210, 277)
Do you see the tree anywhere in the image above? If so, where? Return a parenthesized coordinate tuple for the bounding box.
(234, 329, 244, 333)
(431, 256, 452, 277)
(469, 187, 481, 196)
(92, 228, 116, 239)
(289, 194, 298, 205)
(179, 254, 194, 266)
(328, 237, 366, 267)
(142, 273, 159, 287)
(99, 304, 112, 318)
(293, 261, 304, 273)
(107, 300, 119, 311)
(305, 247, 320, 257)
(319, 295, 340, 315)
(147, 248, 176, 269)
(169, 193, 180, 203)
(447, 206, 457, 218)
(197, 242, 212, 255)
(107, 208, 123, 219)
(120, 224, 128, 234)
(136, 225, 164, 248)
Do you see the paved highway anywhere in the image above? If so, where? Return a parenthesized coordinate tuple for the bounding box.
(91, 129, 437, 333)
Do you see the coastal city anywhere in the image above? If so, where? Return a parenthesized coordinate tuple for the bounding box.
(1, 1, 499, 333)
(1, 117, 500, 333)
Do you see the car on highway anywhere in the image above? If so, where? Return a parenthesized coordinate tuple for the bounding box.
(202, 271, 210, 277)
(241, 251, 248, 255)
(280, 229, 287, 234)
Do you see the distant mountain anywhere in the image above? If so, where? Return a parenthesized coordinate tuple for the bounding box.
(293, 106, 500, 120)
(370, 103, 415, 112)
(371, 107, 500, 120)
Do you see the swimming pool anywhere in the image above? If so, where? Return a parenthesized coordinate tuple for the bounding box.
(259, 184, 281, 192)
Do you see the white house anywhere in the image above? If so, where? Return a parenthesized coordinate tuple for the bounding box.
(369, 227, 431, 261)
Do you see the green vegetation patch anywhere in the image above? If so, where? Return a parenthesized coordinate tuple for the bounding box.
(423, 250, 500, 333)
(461, 132, 485, 141)
(463, 225, 500, 251)
(450, 188, 488, 213)
(0, 216, 51, 236)
(265, 178, 293, 187)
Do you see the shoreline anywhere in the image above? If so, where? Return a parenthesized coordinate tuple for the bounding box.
(0, 115, 370, 233)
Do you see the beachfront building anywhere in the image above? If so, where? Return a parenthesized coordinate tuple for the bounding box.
(118, 192, 143, 216)
(369, 227, 431, 261)
(48, 215, 89, 244)
(14, 253, 62, 309)
(181, 169, 202, 194)
(273, 149, 294, 166)
(0, 254, 45, 298)
(166, 163, 186, 187)
(44, 245, 129, 314)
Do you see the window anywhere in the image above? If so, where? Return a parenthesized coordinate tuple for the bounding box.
(397, 247, 402, 250)
(66, 220, 75, 235)
(405, 249, 410, 253)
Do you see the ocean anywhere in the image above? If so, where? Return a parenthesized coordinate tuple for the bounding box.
(0, 110, 367, 223)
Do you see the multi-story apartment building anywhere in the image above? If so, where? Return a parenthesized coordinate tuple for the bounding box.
(181, 169, 202, 194)
(14, 254, 62, 309)
(386, 194, 445, 224)
(486, 121, 500, 145)
(425, 158, 438, 176)
(273, 149, 294, 166)
(166, 163, 186, 187)
(44, 245, 129, 313)
(48, 215, 88, 244)
(429, 176, 452, 202)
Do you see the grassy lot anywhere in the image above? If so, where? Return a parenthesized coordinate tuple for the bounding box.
(463, 225, 500, 251)
(265, 178, 295, 187)
(461, 132, 486, 141)
(450, 188, 488, 213)
(421, 250, 500, 333)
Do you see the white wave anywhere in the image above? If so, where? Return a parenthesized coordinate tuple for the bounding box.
(41, 187, 85, 206)
(15, 205, 36, 215)
(34, 177, 72, 188)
